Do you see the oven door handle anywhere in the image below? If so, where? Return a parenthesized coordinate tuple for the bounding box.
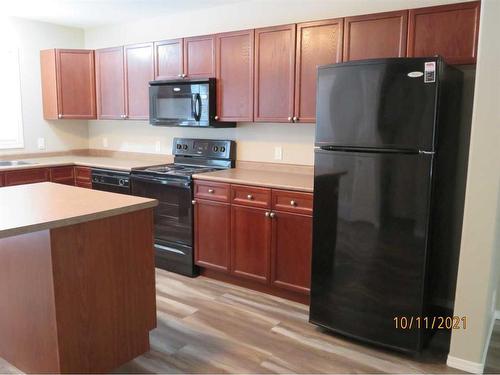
(131, 175, 192, 189)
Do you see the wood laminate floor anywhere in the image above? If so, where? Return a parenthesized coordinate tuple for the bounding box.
(1, 269, 465, 374)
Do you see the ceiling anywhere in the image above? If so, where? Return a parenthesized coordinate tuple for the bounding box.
(2, 0, 243, 29)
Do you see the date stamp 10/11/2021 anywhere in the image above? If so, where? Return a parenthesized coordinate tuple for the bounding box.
(394, 316, 467, 330)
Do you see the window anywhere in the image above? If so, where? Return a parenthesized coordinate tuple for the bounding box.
(0, 48, 24, 149)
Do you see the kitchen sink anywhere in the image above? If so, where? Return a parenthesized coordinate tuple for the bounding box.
(0, 160, 35, 167)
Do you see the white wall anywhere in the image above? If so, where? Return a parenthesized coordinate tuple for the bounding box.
(85, 0, 473, 165)
(0, 17, 88, 156)
(448, 0, 500, 371)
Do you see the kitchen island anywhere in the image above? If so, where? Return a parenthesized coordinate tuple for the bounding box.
(0, 182, 158, 373)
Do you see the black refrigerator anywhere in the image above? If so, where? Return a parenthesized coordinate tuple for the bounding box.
(310, 57, 470, 353)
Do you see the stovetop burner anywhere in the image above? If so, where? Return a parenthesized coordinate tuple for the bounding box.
(143, 164, 218, 176)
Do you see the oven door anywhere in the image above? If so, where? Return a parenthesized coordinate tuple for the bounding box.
(149, 81, 210, 127)
(130, 175, 197, 276)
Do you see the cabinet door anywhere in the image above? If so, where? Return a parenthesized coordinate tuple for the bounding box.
(254, 24, 296, 122)
(95, 47, 125, 119)
(343, 11, 408, 61)
(231, 205, 271, 283)
(49, 166, 75, 186)
(183, 35, 215, 78)
(124, 43, 154, 120)
(295, 19, 343, 123)
(215, 30, 254, 122)
(407, 2, 480, 65)
(0, 173, 4, 187)
(4, 168, 49, 186)
(55, 49, 96, 119)
(194, 199, 231, 272)
(271, 211, 312, 294)
(154, 39, 184, 80)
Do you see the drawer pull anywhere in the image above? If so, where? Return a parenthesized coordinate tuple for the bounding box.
(265, 211, 270, 217)
(290, 200, 297, 207)
(247, 194, 254, 200)
(269, 212, 276, 219)
(208, 189, 214, 193)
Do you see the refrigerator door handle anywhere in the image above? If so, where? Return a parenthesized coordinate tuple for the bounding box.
(419, 150, 435, 155)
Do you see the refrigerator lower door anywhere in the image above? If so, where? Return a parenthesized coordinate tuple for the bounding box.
(310, 149, 433, 352)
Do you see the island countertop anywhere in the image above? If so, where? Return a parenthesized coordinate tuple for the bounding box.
(0, 182, 157, 239)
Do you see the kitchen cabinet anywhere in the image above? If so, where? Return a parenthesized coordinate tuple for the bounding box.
(343, 10, 408, 61)
(124, 43, 154, 120)
(295, 18, 343, 123)
(74, 166, 92, 189)
(49, 166, 75, 186)
(194, 199, 231, 272)
(4, 168, 50, 186)
(0, 173, 4, 187)
(40, 49, 96, 120)
(95, 47, 125, 119)
(231, 204, 272, 283)
(407, 1, 480, 65)
(183, 35, 216, 79)
(215, 30, 254, 122)
(254, 24, 296, 123)
(154, 39, 183, 80)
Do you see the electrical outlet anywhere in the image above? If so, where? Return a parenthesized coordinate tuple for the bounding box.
(37, 137, 45, 150)
(274, 146, 283, 160)
(155, 141, 161, 153)
(102, 137, 108, 148)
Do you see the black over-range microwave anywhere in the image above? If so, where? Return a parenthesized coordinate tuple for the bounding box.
(149, 78, 235, 128)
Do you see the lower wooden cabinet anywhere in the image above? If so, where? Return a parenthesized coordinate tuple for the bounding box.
(4, 168, 50, 186)
(74, 166, 92, 189)
(49, 166, 75, 186)
(0, 173, 4, 187)
(194, 181, 313, 300)
(194, 199, 231, 272)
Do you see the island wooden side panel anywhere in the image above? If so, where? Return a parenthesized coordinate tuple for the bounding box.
(50, 208, 156, 373)
(0, 230, 61, 373)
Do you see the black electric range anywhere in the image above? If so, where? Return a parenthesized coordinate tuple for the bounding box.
(130, 138, 235, 276)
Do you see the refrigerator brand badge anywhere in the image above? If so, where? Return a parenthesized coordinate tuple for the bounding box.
(424, 62, 436, 83)
(407, 71, 424, 78)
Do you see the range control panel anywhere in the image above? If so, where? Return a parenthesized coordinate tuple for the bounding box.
(173, 138, 235, 160)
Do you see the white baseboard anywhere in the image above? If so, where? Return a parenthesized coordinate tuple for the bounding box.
(446, 356, 484, 374)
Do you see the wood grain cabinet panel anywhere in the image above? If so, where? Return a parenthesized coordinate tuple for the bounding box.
(272, 189, 313, 215)
(295, 19, 343, 123)
(254, 24, 296, 122)
(124, 43, 154, 120)
(95, 47, 125, 119)
(194, 199, 231, 272)
(231, 184, 271, 209)
(49, 166, 75, 186)
(343, 10, 408, 61)
(154, 39, 184, 80)
(0, 173, 4, 187)
(407, 1, 480, 64)
(215, 30, 254, 122)
(4, 168, 49, 186)
(194, 181, 230, 202)
(74, 166, 92, 189)
(183, 35, 215, 79)
(271, 211, 312, 294)
(231, 205, 271, 283)
(40, 49, 96, 120)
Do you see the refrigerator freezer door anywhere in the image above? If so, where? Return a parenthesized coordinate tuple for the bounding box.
(310, 149, 433, 352)
(315, 58, 439, 151)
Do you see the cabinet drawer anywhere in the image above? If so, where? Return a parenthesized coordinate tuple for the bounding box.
(272, 189, 313, 215)
(231, 184, 271, 209)
(74, 166, 92, 183)
(194, 181, 230, 202)
(50, 166, 75, 184)
(4, 168, 50, 186)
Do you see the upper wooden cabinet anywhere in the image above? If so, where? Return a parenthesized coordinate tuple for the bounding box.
(154, 39, 183, 80)
(407, 1, 480, 65)
(254, 24, 296, 123)
(124, 43, 154, 120)
(295, 19, 343, 123)
(95, 47, 125, 119)
(343, 10, 408, 61)
(216, 30, 254, 122)
(40, 49, 96, 120)
(184, 35, 215, 78)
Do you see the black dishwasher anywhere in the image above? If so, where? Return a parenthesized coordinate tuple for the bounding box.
(91, 168, 131, 194)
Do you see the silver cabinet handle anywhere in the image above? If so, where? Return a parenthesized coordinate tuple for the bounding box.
(58, 114, 62, 119)
(290, 200, 297, 207)
(292, 116, 298, 122)
(208, 189, 214, 193)
(214, 115, 219, 120)
(287, 116, 292, 121)
(178, 74, 182, 77)
(192, 200, 196, 205)
(265, 211, 270, 217)
(269, 212, 276, 219)
(181, 73, 187, 78)
(247, 194, 253, 200)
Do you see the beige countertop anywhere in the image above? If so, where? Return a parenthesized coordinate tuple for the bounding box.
(193, 168, 314, 192)
(0, 155, 171, 172)
(0, 182, 158, 239)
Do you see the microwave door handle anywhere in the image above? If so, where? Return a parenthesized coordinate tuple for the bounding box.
(191, 94, 197, 120)
(194, 93, 202, 121)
